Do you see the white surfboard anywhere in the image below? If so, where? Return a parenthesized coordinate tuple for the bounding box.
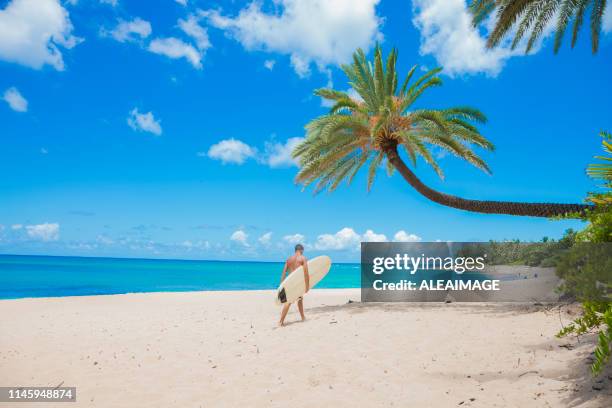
(275, 255, 332, 305)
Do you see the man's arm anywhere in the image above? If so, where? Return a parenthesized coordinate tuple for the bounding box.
(280, 261, 288, 284)
(303, 257, 310, 293)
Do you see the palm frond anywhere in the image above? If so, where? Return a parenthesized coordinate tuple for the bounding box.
(411, 110, 453, 136)
(554, 0, 579, 53)
(442, 107, 488, 124)
(468, 0, 608, 54)
(347, 152, 370, 185)
(590, 0, 607, 52)
(488, 0, 538, 48)
(314, 88, 351, 101)
(400, 131, 444, 179)
(469, 0, 498, 26)
(367, 151, 384, 191)
(572, 0, 589, 48)
(400, 65, 418, 96)
(512, 1, 547, 49)
(587, 131, 612, 183)
(526, 0, 560, 53)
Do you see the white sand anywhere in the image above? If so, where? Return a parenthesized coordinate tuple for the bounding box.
(1, 289, 610, 407)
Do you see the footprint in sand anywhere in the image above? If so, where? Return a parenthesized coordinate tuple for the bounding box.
(308, 376, 320, 387)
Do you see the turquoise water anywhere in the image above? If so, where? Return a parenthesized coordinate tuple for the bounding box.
(0, 255, 360, 299)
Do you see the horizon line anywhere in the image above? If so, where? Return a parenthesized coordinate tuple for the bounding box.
(0, 253, 361, 265)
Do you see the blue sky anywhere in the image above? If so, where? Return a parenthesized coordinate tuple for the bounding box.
(0, 0, 611, 262)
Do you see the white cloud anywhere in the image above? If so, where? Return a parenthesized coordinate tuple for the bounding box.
(412, 0, 519, 76)
(0, 0, 81, 70)
(604, 6, 612, 33)
(258, 232, 272, 245)
(264, 137, 303, 168)
(206, 137, 304, 167)
(320, 97, 334, 108)
(393, 230, 422, 242)
(175, 0, 187, 5)
(107, 18, 151, 43)
(179, 15, 211, 51)
(207, 138, 257, 165)
(314, 227, 361, 250)
(314, 227, 407, 250)
(3, 87, 28, 112)
(346, 88, 363, 101)
(289, 54, 310, 77)
(100, 0, 118, 6)
(230, 229, 249, 246)
(177, 240, 212, 251)
(433, 146, 449, 160)
(127, 108, 162, 136)
(283, 233, 305, 245)
(203, 0, 382, 77)
(104, 15, 208, 69)
(148, 37, 202, 69)
(362, 229, 387, 242)
(264, 59, 276, 70)
(11, 224, 23, 230)
(26, 222, 59, 241)
(180, 240, 194, 249)
(96, 235, 114, 245)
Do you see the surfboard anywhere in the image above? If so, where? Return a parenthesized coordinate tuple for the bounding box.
(275, 255, 332, 305)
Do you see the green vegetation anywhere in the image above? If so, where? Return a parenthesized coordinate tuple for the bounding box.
(556, 131, 612, 376)
(587, 131, 612, 207)
(468, 0, 610, 53)
(293, 45, 590, 217)
(457, 236, 576, 267)
(559, 302, 612, 375)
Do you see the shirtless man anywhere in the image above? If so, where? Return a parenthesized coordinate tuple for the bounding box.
(278, 244, 309, 327)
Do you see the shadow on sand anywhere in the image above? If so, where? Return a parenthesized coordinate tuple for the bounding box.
(308, 300, 566, 317)
(306, 300, 612, 406)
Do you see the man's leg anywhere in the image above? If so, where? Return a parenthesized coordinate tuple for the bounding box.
(297, 298, 305, 321)
(279, 303, 291, 326)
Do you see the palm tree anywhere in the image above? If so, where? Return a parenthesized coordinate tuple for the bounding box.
(292, 46, 591, 217)
(587, 130, 612, 205)
(469, 0, 609, 53)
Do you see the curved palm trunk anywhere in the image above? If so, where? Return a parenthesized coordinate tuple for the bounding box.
(383, 143, 591, 218)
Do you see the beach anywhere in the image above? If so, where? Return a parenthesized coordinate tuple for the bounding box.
(1, 289, 610, 407)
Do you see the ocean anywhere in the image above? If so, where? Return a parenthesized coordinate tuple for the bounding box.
(0, 255, 360, 299)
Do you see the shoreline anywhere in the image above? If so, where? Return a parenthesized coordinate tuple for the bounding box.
(1, 289, 610, 407)
(0, 287, 362, 302)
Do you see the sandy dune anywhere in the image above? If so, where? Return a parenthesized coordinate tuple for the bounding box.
(1, 289, 610, 407)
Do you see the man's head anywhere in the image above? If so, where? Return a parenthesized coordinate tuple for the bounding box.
(294, 244, 304, 254)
